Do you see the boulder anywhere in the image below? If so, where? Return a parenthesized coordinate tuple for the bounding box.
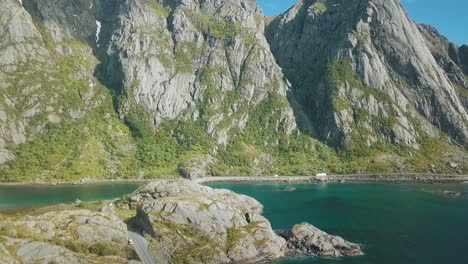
(280, 223, 362, 257)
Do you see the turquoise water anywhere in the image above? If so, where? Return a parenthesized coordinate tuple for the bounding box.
(0, 183, 141, 209)
(207, 183, 468, 264)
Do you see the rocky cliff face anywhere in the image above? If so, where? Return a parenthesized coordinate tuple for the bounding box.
(418, 24, 468, 109)
(267, 0, 468, 150)
(0, 0, 137, 181)
(104, 0, 296, 141)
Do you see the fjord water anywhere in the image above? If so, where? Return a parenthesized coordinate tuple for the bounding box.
(0, 183, 141, 209)
(208, 183, 468, 264)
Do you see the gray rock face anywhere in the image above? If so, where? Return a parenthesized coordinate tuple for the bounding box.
(0, 0, 46, 163)
(279, 223, 362, 257)
(103, 0, 296, 144)
(17, 241, 79, 264)
(178, 154, 217, 179)
(267, 0, 468, 148)
(0, 0, 109, 166)
(418, 24, 468, 109)
(125, 180, 287, 263)
(460, 45, 468, 75)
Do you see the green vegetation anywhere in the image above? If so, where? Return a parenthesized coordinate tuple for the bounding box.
(114, 207, 137, 221)
(188, 14, 241, 39)
(454, 82, 468, 97)
(150, 218, 222, 263)
(187, 12, 257, 45)
(328, 60, 392, 103)
(175, 42, 201, 73)
(0, 97, 139, 182)
(52, 238, 134, 258)
(225, 227, 246, 254)
(311, 2, 328, 13)
(333, 96, 351, 112)
(327, 60, 399, 150)
(149, 0, 172, 17)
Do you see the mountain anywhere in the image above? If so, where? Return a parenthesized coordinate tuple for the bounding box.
(0, 0, 466, 182)
(267, 0, 468, 149)
(266, 0, 468, 172)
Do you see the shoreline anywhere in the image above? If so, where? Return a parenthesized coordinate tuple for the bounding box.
(0, 178, 157, 187)
(0, 174, 467, 187)
(196, 174, 468, 184)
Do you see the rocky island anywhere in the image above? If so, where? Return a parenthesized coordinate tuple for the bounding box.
(0, 180, 362, 263)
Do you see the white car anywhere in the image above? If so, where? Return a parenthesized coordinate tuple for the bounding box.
(128, 239, 134, 245)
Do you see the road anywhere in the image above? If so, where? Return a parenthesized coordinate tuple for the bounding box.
(129, 231, 157, 264)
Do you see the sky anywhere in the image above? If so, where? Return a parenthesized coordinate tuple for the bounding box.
(256, 0, 467, 45)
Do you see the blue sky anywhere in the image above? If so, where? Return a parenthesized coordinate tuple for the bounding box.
(256, 0, 467, 45)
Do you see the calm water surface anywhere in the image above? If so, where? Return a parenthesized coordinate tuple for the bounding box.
(0, 183, 141, 209)
(207, 183, 468, 264)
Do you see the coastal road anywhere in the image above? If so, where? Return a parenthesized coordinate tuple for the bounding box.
(129, 231, 157, 264)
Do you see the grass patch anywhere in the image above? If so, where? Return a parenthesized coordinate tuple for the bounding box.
(149, 1, 171, 17)
(311, 2, 327, 13)
(150, 219, 222, 263)
(454, 83, 468, 97)
(114, 207, 136, 221)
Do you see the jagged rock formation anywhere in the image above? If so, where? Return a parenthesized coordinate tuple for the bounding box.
(267, 0, 468, 149)
(418, 24, 468, 109)
(278, 223, 362, 257)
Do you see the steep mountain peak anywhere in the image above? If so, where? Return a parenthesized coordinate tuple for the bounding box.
(267, 0, 468, 150)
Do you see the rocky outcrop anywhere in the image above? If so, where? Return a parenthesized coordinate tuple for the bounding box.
(178, 154, 217, 179)
(267, 0, 468, 149)
(0, 210, 139, 263)
(123, 180, 287, 263)
(278, 223, 362, 257)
